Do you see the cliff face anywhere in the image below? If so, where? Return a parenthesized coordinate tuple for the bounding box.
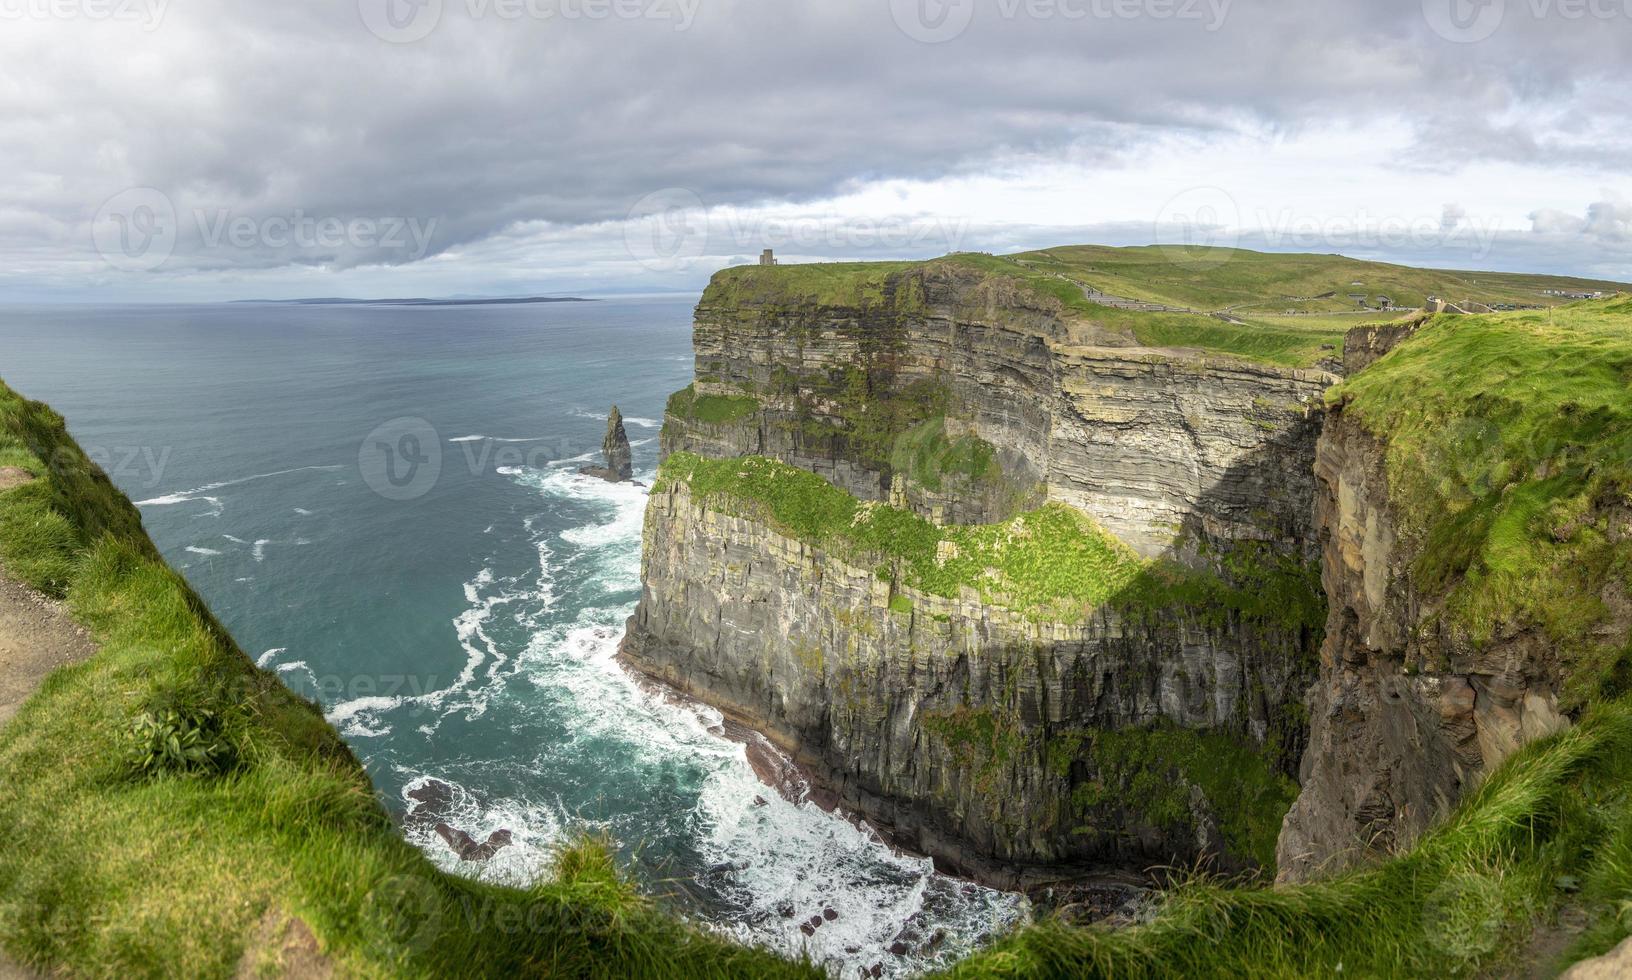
(626, 481, 1314, 883)
(1276, 405, 1564, 879)
(1276, 315, 1632, 881)
(665, 263, 1333, 562)
(625, 262, 1331, 882)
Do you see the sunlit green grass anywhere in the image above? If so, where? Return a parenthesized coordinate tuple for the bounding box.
(1331, 298, 1632, 708)
(701, 246, 1626, 369)
(665, 383, 759, 425)
(657, 451, 1324, 631)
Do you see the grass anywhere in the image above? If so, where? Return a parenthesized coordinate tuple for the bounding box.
(697, 245, 1627, 369)
(665, 384, 759, 425)
(1330, 297, 1632, 708)
(656, 451, 1325, 632)
(888, 418, 1000, 493)
(1123, 311, 1351, 368)
(1004, 244, 1628, 315)
(703, 261, 924, 310)
(0, 380, 817, 979)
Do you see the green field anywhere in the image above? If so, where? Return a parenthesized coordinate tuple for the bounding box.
(703, 245, 1628, 369)
(1001, 244, 1627, 314)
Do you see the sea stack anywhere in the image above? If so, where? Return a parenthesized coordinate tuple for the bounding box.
(581, 405, 633, 482)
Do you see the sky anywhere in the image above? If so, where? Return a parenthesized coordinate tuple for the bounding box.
(1, 0, 1630, 301)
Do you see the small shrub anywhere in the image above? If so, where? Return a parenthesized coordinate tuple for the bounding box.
(124, 706, 237, 778)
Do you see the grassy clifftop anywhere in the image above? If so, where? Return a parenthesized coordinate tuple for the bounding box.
(1331, 297, 1632, 708)
(695, 245, 1625, 370)
(1007, 244, 1627, 314)
(698, 246, 1626, 369)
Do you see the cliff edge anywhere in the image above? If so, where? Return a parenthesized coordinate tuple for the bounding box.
(624, 256, 1333, 883)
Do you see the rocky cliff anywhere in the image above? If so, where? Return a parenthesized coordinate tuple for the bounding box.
(624, 260, 1331, 883)
(626, 474, 1315, 883)
(1275, 399, 1567, 879)
(581, 405, 634, 482)
(663, 261, 1332, 562)
(1276, 311, 1632, 881)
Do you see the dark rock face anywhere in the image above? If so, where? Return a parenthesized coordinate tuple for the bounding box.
(406, 778, 456, 819)
(624, 265, 1334, 884)
(1275, 393, 1568, 882)
(581, 405, 633, 482)
(405, 778, 515, 863)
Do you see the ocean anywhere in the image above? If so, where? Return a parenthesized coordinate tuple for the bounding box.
(0, 298, 1023, 977)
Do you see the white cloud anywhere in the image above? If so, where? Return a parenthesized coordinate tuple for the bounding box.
(1, 0, 1630, 300)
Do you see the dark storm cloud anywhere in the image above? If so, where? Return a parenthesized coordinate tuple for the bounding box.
(0, 0, 1628, 279)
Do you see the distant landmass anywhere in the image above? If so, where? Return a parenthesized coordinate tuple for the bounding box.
(237, 296, 597, 307)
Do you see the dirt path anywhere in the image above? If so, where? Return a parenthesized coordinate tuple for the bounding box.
(0, 569, 96, 728)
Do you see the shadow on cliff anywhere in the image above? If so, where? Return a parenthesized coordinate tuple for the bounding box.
(921, 411, 1327, 882)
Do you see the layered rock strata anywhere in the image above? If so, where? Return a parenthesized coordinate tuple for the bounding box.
(1276, 323, 1575, 881)
(624, 480, 1316, 883)
(624, 262, 1332, 882)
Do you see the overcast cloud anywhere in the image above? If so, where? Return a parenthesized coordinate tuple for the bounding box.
(1, 0, 1630, 300)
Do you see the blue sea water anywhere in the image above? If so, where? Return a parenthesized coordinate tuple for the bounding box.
(0, 298, 1023, 977)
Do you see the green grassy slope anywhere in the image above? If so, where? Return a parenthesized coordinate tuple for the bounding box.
(1330, 297, 1632, 709)
(1008, 244, 1628, 314)
(701, 246, 1627, 369)
(0, 381, 817, 979)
